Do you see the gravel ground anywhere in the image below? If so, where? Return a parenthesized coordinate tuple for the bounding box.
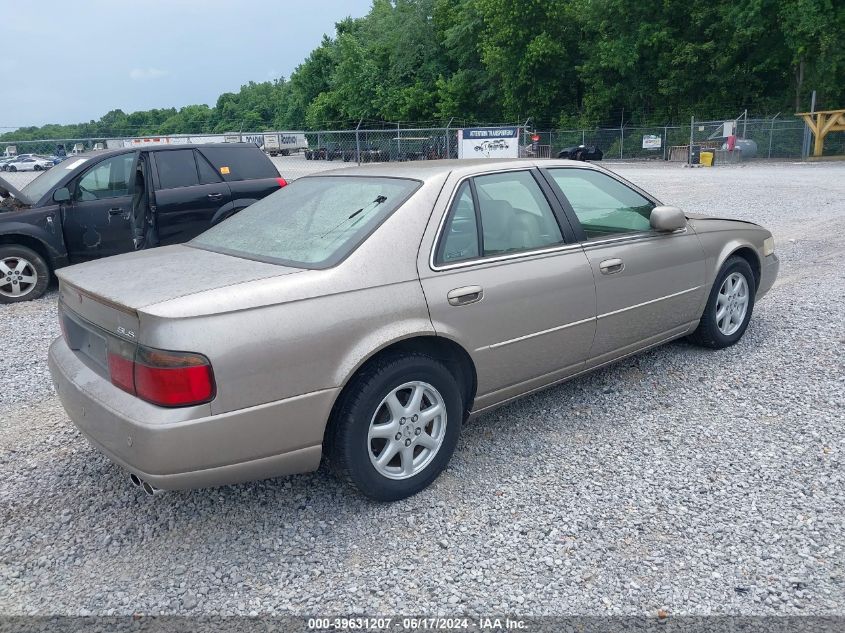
(0, 162, 843, 618)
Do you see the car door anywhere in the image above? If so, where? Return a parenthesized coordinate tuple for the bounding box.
(151, 149, 232, 245)
(542, 166, 706, 365)
(418, 168, 597, 412)
(62, 152, 139, 262)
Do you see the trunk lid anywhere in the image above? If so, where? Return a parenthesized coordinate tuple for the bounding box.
(56, 244, 303, 311)
(57, 245, 303, 376)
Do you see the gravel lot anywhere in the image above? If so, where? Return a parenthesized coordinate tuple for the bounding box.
(1, 161, 843, 618)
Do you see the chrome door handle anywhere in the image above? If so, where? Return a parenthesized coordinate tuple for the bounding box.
(599, 258, 624, 274)
(108, 207, 124, 216)
(207, 193, 224, 200)
(447, 285, 483, 306)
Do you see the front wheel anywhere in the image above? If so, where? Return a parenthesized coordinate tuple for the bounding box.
(325, 353, 463, 501)
(7, 165, 16, 172)
(689, 256, 756, 349)
(0, 245, 50, 303)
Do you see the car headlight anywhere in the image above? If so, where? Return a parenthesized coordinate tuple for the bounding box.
(763, 237, 775, 257)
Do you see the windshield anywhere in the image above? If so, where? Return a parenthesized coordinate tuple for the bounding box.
(21, 157, 88, 203)
(192, 175, 420, 268)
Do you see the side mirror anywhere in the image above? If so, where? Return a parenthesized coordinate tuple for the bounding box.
(650, 206, 686, 232)
(53, 187, 71, 203)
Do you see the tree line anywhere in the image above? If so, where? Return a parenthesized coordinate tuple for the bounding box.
(3, 0, 843, 142)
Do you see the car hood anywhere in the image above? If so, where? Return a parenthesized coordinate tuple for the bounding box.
(0, 173, 33, 207)
(685, 211, 761, 227)
(56, 244, 304, 311)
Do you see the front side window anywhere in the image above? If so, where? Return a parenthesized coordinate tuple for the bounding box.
(75, 154, 135, 201)
(548, 168, 655, 239)
(192, 176, 420, 268)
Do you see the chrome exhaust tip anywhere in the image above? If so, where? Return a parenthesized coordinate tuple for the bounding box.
(141, 480, 163, 496)
(129, 473, 142, 487)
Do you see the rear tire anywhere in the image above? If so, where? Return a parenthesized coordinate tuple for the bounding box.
(0, 245, 50, 303)
(688, 256, 756, 349)
(8, 166, 16, 172)
(325, 353, 463, 501)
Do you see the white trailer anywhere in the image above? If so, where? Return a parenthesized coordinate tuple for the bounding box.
(263, 134, 281, 155)
(254, 132, 308, 156)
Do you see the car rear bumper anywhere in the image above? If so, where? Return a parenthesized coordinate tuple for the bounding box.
(757, 253, 779, 299)
(48, 336, 336, 490)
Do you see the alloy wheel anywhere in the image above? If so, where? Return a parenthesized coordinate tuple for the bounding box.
(0, 257, 38, 298)
(367, 381, 447, 480)
(715, 272, 749, 336)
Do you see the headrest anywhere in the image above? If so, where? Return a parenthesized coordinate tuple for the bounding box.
(482, 200, 514, 235)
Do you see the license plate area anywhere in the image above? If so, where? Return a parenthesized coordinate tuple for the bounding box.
(60, 301, 135, 380)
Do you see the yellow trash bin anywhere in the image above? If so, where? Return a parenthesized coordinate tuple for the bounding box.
(700, 151, 714, 167)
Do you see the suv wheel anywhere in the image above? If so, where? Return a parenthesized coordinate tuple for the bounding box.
(326, 353, 463, 501)
(0, 245, 50, 303)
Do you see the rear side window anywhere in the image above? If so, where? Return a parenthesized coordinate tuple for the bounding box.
(155, 150, 199, 189)
(435, 170, 564, 265)
(438, 182, 479, 263)
(198, 147, 278, 181)
(196, 152, 221, 184)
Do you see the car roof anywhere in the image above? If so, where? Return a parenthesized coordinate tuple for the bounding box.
(312, 158, 601, 182)
(64, 143, 262, 161)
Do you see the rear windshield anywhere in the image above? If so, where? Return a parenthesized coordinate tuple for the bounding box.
(191, 176, 420, 268)
(198, 146, 278, 181)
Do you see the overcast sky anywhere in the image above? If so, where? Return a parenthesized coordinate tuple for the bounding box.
(1, 0, 372, 129)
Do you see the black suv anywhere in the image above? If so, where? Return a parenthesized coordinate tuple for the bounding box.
(0, 144, 286, 302)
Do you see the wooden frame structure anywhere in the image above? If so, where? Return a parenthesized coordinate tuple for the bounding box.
(796, 109, 845, 157)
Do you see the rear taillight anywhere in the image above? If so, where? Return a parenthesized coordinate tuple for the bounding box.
(107, 344, 215, 407)
(276, 177, 288, 188)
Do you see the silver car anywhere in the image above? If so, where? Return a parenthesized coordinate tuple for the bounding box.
(48, 159, 779, 500)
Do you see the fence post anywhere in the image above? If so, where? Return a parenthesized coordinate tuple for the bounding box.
(663, 126, 668, 161)
(445, 117, 453, 159)
(768, 113, 780, 159)
(397, 122, 401, 160)
(355, 118, 362, 165)
(620, 124, 624, 159)
(689, 115, 694, 165)
(801, 91, 816, 158)
(582, 130, 585, 145)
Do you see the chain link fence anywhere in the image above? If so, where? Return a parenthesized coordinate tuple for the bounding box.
(1, 116, 840, 184)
